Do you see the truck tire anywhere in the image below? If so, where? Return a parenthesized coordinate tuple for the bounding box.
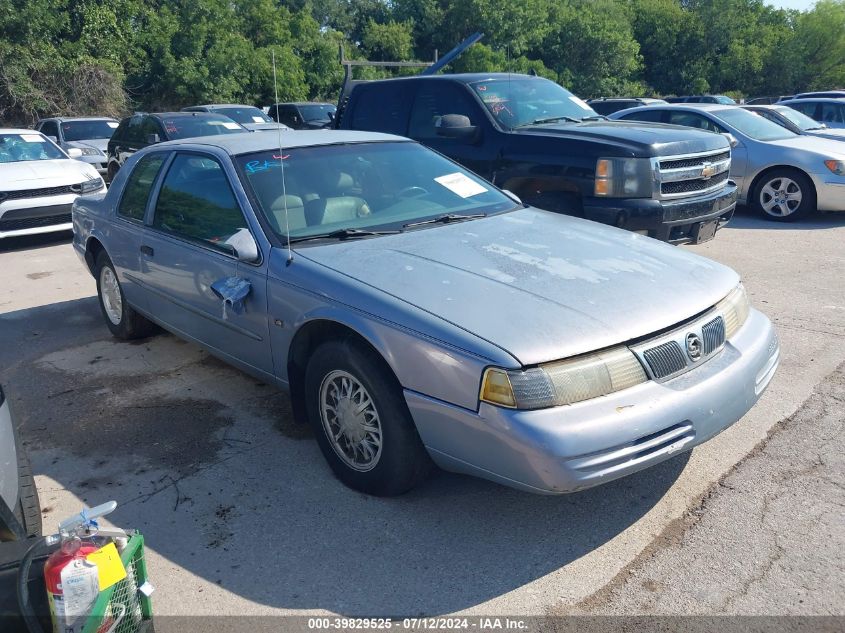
(752, 168, 815, 222)
(95, 251, 156, 340)
(13, 441, 41, 538)
(304, 339, 432, 496)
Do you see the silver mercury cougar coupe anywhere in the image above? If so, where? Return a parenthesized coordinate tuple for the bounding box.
(72, 131, 780, 495)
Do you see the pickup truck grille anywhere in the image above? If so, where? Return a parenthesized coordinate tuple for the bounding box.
(0, 184, 77, 201)
(655, 149, 731, 200)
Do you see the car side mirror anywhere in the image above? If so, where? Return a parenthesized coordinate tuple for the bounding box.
(46, 135, 59, 143)
(66, 147, 83, 158)
(147, 134, 160, 144)
(436, 114, 479, 141)
(503, 189, 523, 205)
(226, 229, 261, 264)
(721, 132, 739, 148)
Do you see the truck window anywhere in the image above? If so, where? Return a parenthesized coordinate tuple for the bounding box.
(621, 109, 665, 123)
(350, 83, 412, 135)
(408, 83, 480, 140)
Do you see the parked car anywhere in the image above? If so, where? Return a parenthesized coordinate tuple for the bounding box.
(35, 117, 118, 176)
(0, 383, 41, 541)
(106, 112, 247, 182)
(73, 130, 779, 496)
(180, 104, 283, 130)
(784, 90, 845, 100)
(0, 129, 105, 239)
(268, 102, 336, 129)
(336, 73, 737, 245)
(778, 98, 845, 130)
(665, 95, 736, 104)
(742, 104, 845, 143)
(611, 104, 845, 221)
(587, 97, 667, 116)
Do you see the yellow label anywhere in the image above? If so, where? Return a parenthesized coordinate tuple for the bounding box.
(86, 542, 127, 591)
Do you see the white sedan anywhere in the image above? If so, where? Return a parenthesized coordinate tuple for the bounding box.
(0, 128, 105, 239)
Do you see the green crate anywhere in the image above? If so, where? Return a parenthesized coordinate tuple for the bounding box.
(81, 533, 153, 633)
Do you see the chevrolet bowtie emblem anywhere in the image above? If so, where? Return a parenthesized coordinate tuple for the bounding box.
(701, 163, 716, 179)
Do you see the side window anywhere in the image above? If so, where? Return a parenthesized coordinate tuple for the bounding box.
(117, 154, 166, 222)
(820, 103, 844, 124)
(153, 154, 248, 252)
(790, 102, 817, 118)
(622, 109, 665, 123)
(124, 117, 145, 144)
(40, 121, 59, 138)
(142, 118, 163, 143)
(409, 83, 480, 139)
(667, 112, 722, 133)
(349, 83, 412, 135)
(278, 107, 296, 127)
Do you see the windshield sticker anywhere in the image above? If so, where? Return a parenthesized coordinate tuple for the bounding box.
(252, 116, 265, 123)
(20, 134, 46, 143)
(569, 96, 593, 111)
(222, 122, 241, 130)
(107, 122, 119, 128)
(435, 172, 488, 198)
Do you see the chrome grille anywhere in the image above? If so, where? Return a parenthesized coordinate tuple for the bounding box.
(642, 341, 687, 379)
(701, 316, 726, 355)
(0, 184, 77, 201)
(655, 148, 731, 199)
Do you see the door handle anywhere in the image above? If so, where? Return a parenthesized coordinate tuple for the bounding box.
(140, 245, 154, 256)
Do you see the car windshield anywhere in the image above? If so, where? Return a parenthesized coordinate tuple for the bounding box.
(716, 108, 796, 141)
(0, 133, 66, 163)
(61, 120, 119, 141)
(161, 116, 245, 139)
(236, 141, 516, 241)
(714, 96, 736, 104)
(215, 107, 272, 124)
(775, 106, 826, 131)
(298, 105, 335, 122)
(469, 78, 599, 128)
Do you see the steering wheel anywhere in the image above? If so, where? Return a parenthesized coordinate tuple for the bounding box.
(396, 186, 429, 199)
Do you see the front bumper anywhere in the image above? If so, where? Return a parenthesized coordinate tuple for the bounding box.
(809, 172, 845, 211)
(582, 181, 738, 244)
(0, 195, 76, 239)
(407, 308, 778, 494)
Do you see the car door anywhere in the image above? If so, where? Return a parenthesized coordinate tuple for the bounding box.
(407, 81, 496, 178)
(137, 151, 273, 375)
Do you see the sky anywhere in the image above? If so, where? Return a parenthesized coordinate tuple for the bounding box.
(766, 0, 816, 10)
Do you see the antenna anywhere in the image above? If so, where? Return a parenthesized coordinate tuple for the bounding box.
(272, 50, 293, 264)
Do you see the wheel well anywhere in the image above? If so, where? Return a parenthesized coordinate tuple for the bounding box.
(748, 165, 817, 206)
(84, 237, 105, 275)
(286, 320, 395, 425)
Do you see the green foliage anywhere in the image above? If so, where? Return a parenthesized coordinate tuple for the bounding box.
(1, 0, 844, 126)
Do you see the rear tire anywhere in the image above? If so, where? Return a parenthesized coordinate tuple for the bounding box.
(13, 440, 41, 538)
(752, 168, 815, 222)
(304, 339, 432, 496)
(95, 251, 156, 340)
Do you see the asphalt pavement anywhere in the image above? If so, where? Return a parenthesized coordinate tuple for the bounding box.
(1, 208, 843, 618)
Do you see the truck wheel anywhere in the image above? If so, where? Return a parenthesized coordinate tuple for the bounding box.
(14, 439, 41, 538)
(304, 339, 432, 496)
(95, 251, 156, 340)
(752, 169, 815, 222)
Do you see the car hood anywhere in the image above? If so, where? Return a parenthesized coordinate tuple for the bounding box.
(66, 139, 108, 152)
(514, 120, 729, 157)
(300, 208, 739, 366)
(766, 134, 845, 158)
(806, 128, 845, 143)
(0, 159, 98, 190)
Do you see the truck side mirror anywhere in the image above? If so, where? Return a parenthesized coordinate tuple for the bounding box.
(436, 114, 479, 141)
(721, 132, 739, 148)
(147, 134, 160, 144)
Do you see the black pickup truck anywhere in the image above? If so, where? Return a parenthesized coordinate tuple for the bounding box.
(336, 73, 738, 244)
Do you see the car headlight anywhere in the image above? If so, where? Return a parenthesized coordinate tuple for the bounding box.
(824, 159, 845, 176)
(480, 346, 648, 410)
(716, 283, 750, 339)
(80, 147, 102, 156)
(594, 157, 653, 198)
(78, 177, 105, 194)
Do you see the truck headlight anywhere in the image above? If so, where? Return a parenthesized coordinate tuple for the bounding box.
(78, 177, 105, 194)
(824, 160, 845, 176)
(480, 346, 647, 410)
(594, 158, 653, 198)
(716, 283, 750, 339)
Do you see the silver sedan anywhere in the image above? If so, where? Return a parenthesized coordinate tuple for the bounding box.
(611, 104, 845, 221)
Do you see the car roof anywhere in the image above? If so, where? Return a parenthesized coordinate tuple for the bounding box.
(37, 116, 118, 123)
(781, 97, 845, 103)
(355, 73, 549, 85)
(153, 130, 409, 155)
(621, 103, 733, 113)
(273, 102, 335, 107)
(185, 104, 259, 109)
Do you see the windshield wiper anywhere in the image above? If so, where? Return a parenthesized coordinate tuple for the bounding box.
(581, 115, 608, 121)
(516, 115, 581, 128)
(403, 213, 486, 229)
(288, 228, 401, 243)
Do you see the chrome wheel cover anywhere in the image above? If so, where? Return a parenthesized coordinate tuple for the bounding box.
(319, 370, 382, 472)
(100, 266, 122, 325)
(760, 177, 803, 217)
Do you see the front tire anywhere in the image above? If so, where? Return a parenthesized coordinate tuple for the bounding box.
(95, 251, 156, 340)
(13, 439, 41, 538)
(304, 339, 432, 496)
(752, 169, 815, 222)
